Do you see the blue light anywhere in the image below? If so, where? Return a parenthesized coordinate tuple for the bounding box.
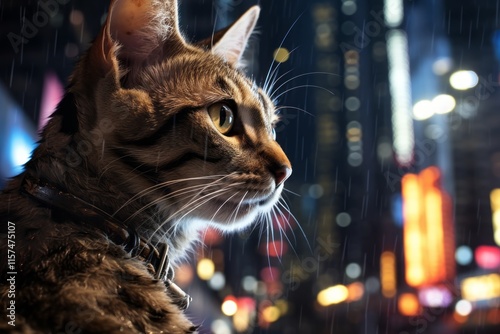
(0, 83, 38, 180)
(492, 30, 500, 62)
(8, 128, 36, 175)
(391, 194, 403, 227)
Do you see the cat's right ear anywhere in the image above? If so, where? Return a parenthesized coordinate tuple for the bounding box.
(89, 0, 186, 80)
(210, 6, 260, 67)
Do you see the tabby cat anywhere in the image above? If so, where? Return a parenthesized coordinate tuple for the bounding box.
(0, 0, 292, 332)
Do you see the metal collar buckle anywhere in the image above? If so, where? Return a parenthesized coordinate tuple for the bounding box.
(155, 243, 192, 310)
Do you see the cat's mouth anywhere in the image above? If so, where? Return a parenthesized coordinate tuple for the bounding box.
(179, 184, 283, 230)
(257, 187, 281, 207)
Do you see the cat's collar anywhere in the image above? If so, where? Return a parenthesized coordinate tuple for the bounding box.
(20, 175, 192, 310)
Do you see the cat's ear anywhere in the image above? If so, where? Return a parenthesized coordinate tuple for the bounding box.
(109, 0, 185, 61)
(211, 6, 260, 67)
(89, 0, 185, 77)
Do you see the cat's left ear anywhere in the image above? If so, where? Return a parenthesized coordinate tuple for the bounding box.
(210, 6, 260, 67)
(89, 0, 185, 79)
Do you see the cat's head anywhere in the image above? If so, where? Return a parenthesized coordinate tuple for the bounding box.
(49, 0, 291, 235)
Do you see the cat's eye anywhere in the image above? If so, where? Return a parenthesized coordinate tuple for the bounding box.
(208, 103, 235, 135)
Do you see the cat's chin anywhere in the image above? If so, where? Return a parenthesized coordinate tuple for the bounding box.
(153, 185, 284, 262)
(204, 185, 284, 232)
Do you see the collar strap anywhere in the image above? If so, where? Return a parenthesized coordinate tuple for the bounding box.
(20, 176, 191, 310)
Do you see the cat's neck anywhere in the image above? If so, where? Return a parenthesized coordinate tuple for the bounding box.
(22, 140, 198, 265)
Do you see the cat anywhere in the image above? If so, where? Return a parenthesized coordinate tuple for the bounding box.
(0, 0, 292, 333)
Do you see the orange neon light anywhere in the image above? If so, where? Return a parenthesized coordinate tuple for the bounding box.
(402, 166, 455, 287)
(398, 293, 420, 316)
(380, 251, 397, 298)
(489, 189, 500, 246)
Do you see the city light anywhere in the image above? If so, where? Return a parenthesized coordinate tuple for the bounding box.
(387, 29, 414, 165)
(346, 282, 365, 302)
(9, 131, 34, 169)
(412, 100, 434, 120)
(380, 251, 397, 298)
(345, 263, 362, 279)
(39, 72, 64, 130)
(233, 309, 251, 332)
(455, 299, 473, 316)
(197, 258, 215, 281)
(398, 293, 420, 316)
(211, 319, 231, 334)
(455, 245, 473, 266)
(432, 57, 453, 75)
(384, 0, 403, 27)
(461, 274, 500, 302)
(402, 167, 455, 287)
(208, 272, 226, 290)
(449, 70, 479, 90)
(273, 47, 290, 63)
(418, 286, 453, 307)
(402, 173, 425, 286)
(221, 297, 238, 316)
(317, 284, 349, 306)
(412, 95, 456, 120)
(489, 189, 500, 246)
(432, 94, 456, 114)
(262, 305, 281, 323)
(475, 245, 500, 269)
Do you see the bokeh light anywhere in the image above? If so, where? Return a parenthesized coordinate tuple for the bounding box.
(455, 299, 473, 317)
(197, 258, 215, 281)
(449, 70, 479, 90)
(317, 285, 349, 306)
(221, 297, 238, 317)
(273, 47, 290, 63)
(398, 293, 420, 316)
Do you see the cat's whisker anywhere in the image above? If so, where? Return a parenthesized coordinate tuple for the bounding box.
(265, 218, 273, 274)
(268, 209, 283, 263)
(210, 12, 219, 49)
(263, 12, 303, 91)
(275, 105, 315, 117)
(273, 205, 300, 258)
(263, 47, 301, 95)
(150, 189, 235, 244)
(208, 192, 240, 224)
(228, 191, 248, 225)
(150, 183, 239, 224)
(124, 182, 228, 224)
(263, 65, 290, 95)
(113, 175, 228, 216)
(270, 71, 340, 101)
(264, 47, 301, 94)
(126, 172, 240, 218)
(277, 199, 312, 253)
(166, 175, 242, 219)
(157, 186, 238, 239)
(282, 187, 301, 197)
(273, 84, 335, 102)
(166, 183, 243, 224)
(272, 207, 287, 261)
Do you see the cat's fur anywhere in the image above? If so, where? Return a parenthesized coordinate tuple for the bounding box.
(0, 0, 291, 332)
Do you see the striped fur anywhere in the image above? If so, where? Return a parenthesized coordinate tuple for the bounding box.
(0, 0, 291, 332)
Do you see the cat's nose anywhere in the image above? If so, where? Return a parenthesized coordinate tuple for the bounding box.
(274, 165, 292, 187)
